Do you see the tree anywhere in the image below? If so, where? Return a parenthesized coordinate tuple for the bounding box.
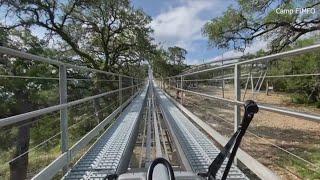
(1, 0, 154, 71)
(268, 37, 320, 105)
(0, 28, 59, 180)
(202, 0, 320, 53)
(0, 0, 154, 178)
(150, 47, 188, 78)
(168, 46, 187, 65)
(1, 0, 154, 122)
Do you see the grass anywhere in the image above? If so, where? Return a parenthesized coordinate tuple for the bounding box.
(0, 149, 61, 179)
(277, 146, 320, 179)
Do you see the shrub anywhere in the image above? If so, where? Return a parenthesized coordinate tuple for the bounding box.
(315, 101, 320, 108)
(291, 94, 307, 104)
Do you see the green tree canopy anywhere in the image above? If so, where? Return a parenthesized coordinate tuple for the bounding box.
(202, 0, 320, 52)
(168, 46, 187, 65)
(1, 0, 155, 72)
(150, 46, 188, 78)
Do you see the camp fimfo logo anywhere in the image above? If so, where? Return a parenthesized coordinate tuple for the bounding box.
(276, 7, 316, 15)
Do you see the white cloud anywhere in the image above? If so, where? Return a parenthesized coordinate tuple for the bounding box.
(150, 0, 225, 51)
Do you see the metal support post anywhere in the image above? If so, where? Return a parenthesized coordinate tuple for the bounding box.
(234, 64, 241, 164)
(181, 76, 183, 105)
(131, 77, 134, 96)
(161, 77, 164, 89)
(145, 97, 152, 167)
(222, 59, 225, 98)
(119, 75, 123, 108)
(251, 73, 254, 100)
(59, 65, 69, 172)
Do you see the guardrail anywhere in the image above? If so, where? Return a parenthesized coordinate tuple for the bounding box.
(171, 44, 320, 78)
(159, 44, 320, 178)
(0, 46, 145, 178)
(165, 44, 320, 123)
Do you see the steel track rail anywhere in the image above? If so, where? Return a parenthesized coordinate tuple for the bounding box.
(63, 84, 149, 179)
(154, 84, 248, 179)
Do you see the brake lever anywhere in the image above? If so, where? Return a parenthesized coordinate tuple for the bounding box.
(199, 100, 259, 180)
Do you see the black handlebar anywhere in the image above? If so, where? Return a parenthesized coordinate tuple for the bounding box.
(147, 157, 175, 180)
(199, 100, 259, 180)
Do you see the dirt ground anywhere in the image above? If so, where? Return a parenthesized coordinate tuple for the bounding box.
(165, 85, 320, 180)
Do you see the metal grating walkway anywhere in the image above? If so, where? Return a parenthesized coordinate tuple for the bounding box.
(155, 85, 248, 180)
(64, 84, 148, 180)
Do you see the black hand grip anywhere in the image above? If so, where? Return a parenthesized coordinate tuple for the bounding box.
(147, 157, 175, 180)
(244, 100, 259, 119)
(201, 100, 259, 180)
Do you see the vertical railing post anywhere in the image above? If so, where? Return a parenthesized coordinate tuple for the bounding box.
(119, 75, 123, 108)
(251, 73, 255, 100)
(131, 77, 134, 96)
(59, 65, 69, 172)
(162, 77, 165, 90)
(222, 59, 225, 98)
(234, 64, 241, 164)
(181, 75, 183, 104)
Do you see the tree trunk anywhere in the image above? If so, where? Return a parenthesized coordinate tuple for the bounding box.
(9, 98, 33, 180)
(7, 63, 36, 179)
(10, 124, 31, 180)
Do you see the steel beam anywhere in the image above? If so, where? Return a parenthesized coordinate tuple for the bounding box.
(32, 90, 141, 180)
(169, 44, 320, 78)
(169, 86, 320, 122)
(145, 96, 152, 167)
(0, 84, 143, 127)
(234, 64, 241, 133)
(155, 85, 247, 179)
(64, 84, 148, 179)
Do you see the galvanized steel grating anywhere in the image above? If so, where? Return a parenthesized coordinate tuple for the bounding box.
(155, 86, 248, 180)
(63, 85, 148, 180)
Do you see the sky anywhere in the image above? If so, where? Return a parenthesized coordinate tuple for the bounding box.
(131, 0, 268, 65)
(0, 0, 268, 65)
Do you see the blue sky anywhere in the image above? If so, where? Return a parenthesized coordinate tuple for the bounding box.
(0, 0, 267, 65)
(131, 0, 241, 64)
(131, 0, 268, 65)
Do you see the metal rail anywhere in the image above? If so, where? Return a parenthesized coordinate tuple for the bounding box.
(171, 44, 320, 78)
(170, 86, 320, 122)
(155, 85, 248, 179)
(62, 84, 148, 179)
(0, 84, 143, 127)
(181, 56, 245, 75)
(32, 89, 142, 180)
(152, 87, 162, 158)
(0, 46, 145, 179)
(164, 91, 280, 180)
(160, 45, 320, 178)
(182, 73, 320, 82)
(145, 92, 152, 167)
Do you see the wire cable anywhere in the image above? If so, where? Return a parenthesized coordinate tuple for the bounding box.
(188, 100, 320, 172)
(4, 101, 118, 165)
(0, 75, 59, 80)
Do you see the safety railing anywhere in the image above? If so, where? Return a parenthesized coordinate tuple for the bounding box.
(0, 46, 145, 179)
(165, 44, 320, 121)
(159, 44, 320, 179)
